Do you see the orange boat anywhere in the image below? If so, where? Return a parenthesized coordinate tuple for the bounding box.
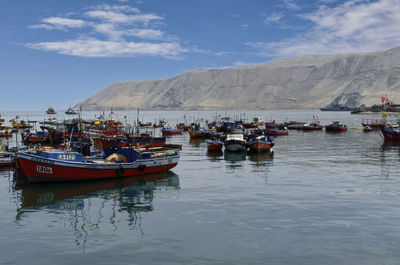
(188, 129, 210, 138)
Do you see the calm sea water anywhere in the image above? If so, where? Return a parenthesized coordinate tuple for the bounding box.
(1, 109, 400, 265)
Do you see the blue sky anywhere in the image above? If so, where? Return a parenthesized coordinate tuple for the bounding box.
(1, 0, 400, 111)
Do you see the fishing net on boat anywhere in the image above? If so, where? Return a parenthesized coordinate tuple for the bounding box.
(105, 153, 128, 162)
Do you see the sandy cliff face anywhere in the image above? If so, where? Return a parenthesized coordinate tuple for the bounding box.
(76, 46, 400, 110)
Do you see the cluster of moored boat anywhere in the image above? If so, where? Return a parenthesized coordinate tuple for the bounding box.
(0, 113, 181, 184)
(2, 111, 400, 184)
(160, 117, 352, 154)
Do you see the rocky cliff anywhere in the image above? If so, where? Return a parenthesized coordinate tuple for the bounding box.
(76, 46, 400, 110)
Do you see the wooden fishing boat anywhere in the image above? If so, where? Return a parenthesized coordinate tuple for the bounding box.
(266, 129, 288, 136)
(243, 117, 263, 128)
(138, 121, 152, 127)
(65, 107, 77, 115)
(188, 128, 214, 138)
(325, 121, 348, 132)
(248, 136, 274, 153)
(302, 122, 323, 131)
(380, 126, 400, 141)
(224, 134, 247, 152)
(287, 121, 306, 130)
(161, 127, 183, 136)
(362, 119, 386, 130)
(46, 106, 56, 115)
(15, 147, 180, 183)
(153, 119, 166, 128)
(12, 120, 32, 129)
(0, 129, 12, 138)
(0, 156, 13, 167)
(207, 139, 223, 152)
(264, 121, 286, 130)
(176, 122, 195, 131)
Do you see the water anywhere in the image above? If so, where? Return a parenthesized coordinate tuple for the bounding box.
(1, 109, 400, 264)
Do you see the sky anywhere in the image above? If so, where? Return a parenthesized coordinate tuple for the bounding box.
(1, 0, 400, 111)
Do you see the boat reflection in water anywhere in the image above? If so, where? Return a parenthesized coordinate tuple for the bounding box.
(206, 150, 223, 161)
(189, 138, 206, 148)
(248, 151, 274, 163)
(13, 171, 180, 247)
(224, 151, 246, 162)
(223, 151, 246, 170)
(17, 171, 180, 209)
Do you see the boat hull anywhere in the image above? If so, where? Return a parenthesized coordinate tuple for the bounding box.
(224, 140, 246, 152)
(266, 130, 288, 136)
(325, 126, 347, 132)
(189, 130, 209, 138)
(161, 129, 183, 136)
(0, 157, 13, 167)
(207, 142, 223, 152)
(248, 141, 272, 152)
(380, 126, 400, 141)
(16, 152, 179, 183)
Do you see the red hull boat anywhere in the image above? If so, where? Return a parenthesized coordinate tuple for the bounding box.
(248, 136, 274, 153)
(15, 148, 180, 183)
(161, 128, 183, 136)
(207, 140, 223, 152)
(0, 157, 13, 167)
(266, 129, 288, 136)
(325, 122, 347, 132)
(189, 129, 210, 138)
(380, 126, 400, 141)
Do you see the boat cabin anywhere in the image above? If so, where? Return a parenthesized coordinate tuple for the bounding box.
(226, 134, 244, 141)
(36, 150, 83, 162)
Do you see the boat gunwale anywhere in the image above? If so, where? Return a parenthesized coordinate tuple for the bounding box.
(16, 152, 180, 170)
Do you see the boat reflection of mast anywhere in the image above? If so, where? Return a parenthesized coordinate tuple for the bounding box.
(14, 174, 180, 247)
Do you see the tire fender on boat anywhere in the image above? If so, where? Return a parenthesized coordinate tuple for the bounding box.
(117, 166, 124, 177)
(138, 164, 146, 171)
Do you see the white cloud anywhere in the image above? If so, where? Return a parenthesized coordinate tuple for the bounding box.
(238, 23, 249, 30)
(263, 13, 283, 24)
(29, 17, 86, 31)
(92, 23, 122, 40)
(126, 28, 164, 39)
(248, 0, 400, 57)
(282, 0, 301, 10)
(84, 4, 162, 25)
(27, 38, 186, 58)
(27, 4, 185, 58)
(93, 4, 140, 13)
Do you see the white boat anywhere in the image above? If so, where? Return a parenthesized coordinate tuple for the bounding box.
(224, 134, 246, 152)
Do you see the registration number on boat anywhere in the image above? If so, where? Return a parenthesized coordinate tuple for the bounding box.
(57, 154, 76, 160)
(37, 165, 53, 174)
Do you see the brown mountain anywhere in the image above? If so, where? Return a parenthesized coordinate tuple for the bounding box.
(76, 46, 400, 110)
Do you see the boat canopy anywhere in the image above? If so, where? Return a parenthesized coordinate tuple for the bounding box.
(226, 134, 244, 141)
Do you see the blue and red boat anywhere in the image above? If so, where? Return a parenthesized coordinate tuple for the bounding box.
(15, 147, 180, 183)
(0, 156, 12, 167)
(248, 136, 274, 153)
(207, 139, 223, 152)
(380, 126, 400, 142)
(325, 121, 347, 132)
